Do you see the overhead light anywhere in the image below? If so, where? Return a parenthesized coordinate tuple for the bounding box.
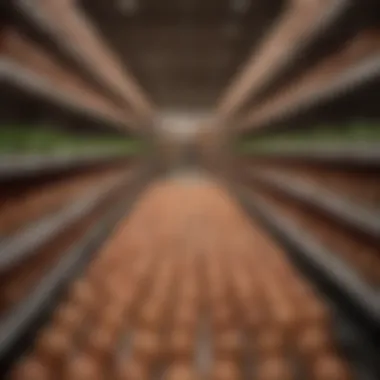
(231, 0, 250, 14)
(116, 0, 138, 14)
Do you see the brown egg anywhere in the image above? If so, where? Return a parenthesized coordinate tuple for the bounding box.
(208, 289, 227, 307)
(273, 300, 296, 331)
(139, 300, 164, 328)
(105, 280, 129, 302)
(133, 258, 152, 279)
(233, 283, 253, 306)
(210, 360, 240, 380)
(91, 261, 112, 278)
(115, 359, 149, 380)
(310, 355, 352, 380)
(158, 266, 174, 283)
(303, 301, 330, 327)
(256, 356, 293, 380)
(100, 303, 126, 333)
(131, 330, 160, 365)
(168, 330, 194, 361)
(149, 285, 170, 305)
(85, 327, 116, 362)
(9, 357, 52, 380)
(52, 303, 85, 332)
(290, 281, 315, 299)
(214, 330, 242, 360)
(63, 353, 103, 380)
(173, 305, 198, 333)
(287, 276, 315, 300)
(211, 305, 234, 331)
(255, 329, 285, 357)
(181, 269, 197, 283)
(297, 326, 333, 358)
(243, 306, 266, 331)
(114, 280, 138, 306)
(164, 363, 198, 380)
(176, 295, 199, 312)
(69, 280, 96, 309)
(34, 327, 72, 367)
(207, 273, 224, 289)
(180, 284, 198, 304)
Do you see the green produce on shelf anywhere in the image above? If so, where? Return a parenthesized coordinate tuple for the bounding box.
(237, 123, 380, 153)
(0, 126, 145, 155)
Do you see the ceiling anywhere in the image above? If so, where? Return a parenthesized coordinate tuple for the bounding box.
(79, 0, 284, 111)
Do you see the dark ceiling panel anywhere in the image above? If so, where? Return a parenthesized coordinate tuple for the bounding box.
(79, 0, 284, 109)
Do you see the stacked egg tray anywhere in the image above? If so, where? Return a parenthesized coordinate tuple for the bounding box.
(0, 166, 151, 371)
(243, 186, 380, 287)
(3, 179, 374, 379)
(0, 167, 128, 236)
(238, 161, 380, 210)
